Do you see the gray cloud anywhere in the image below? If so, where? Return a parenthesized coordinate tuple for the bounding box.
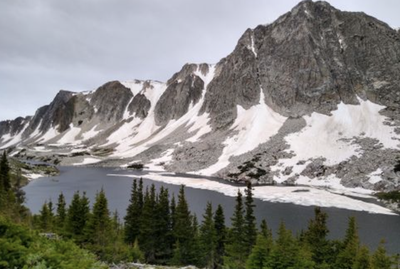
(1, 0, 399, 121)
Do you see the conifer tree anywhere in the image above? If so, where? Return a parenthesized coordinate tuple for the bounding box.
(336, 216, 360, 269)
(39, 201, 52, 231)
(247, 219, 274, 269)
(191, 214, 202, 267)
(224, 189, 247, 269)
(214, 204, 226, 269)
(371, 240, 392, 269)
(244, 182, 257, 255)
(86, 188, 111, 250)
(173, 185, 195, 265)
(353, 245, 371, 269)
(139, 185, 157, 262)
(154, 186, 172, 263)
(0, 151, 11, 192)
(246, 234, 270, 269)
(124, 179, 142, 245)
(305, 207, 330, 265)
(200, 202, 216, 268)
(56, 192, 67, 229)
(66, 191, 90, 241)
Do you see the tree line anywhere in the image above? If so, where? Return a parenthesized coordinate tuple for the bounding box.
(1, 150, 399, 268)
(35, 178, 399, 268)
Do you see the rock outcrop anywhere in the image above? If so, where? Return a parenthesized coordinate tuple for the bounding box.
(1, 1, 399, 193)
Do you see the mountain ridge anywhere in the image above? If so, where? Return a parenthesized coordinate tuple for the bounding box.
(1, 0, 399, 193)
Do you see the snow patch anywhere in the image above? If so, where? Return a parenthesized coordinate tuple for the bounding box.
(146, 148, 174, 171)
(40, 126, 60, 143)
(109, 173, 396, 215)
(283, 99, 399, 167)
(81, 125, 100, 141)
(247, 33, 257, 57)
(25, 173, 44, 180)
(73, 157, 101, 166)
(196, 88, 286, 175)
(186, 112, 212, 143)
(368, 168, 383, 184)
(112, 65, 216, 158)
(0, 122, 29, 149)
(57, 124, 81, 145)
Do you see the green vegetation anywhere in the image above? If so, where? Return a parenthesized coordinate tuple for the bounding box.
(376, 191, 400, 203)
(127, 163, 145, 170)
(0, 151, 103, 268)
(0, 150, 399, 268)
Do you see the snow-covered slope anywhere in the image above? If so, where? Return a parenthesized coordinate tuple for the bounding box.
(1, 0, 399, 199)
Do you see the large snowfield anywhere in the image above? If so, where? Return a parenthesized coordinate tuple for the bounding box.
(108, 171, 396, 216)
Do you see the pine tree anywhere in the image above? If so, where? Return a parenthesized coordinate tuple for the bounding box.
(371, 240, 392, 269)
(353, 245, 371, 269)
(260, 219, 271, 239)
(246, 219, 273, 269)
(191, 214, 202, 267)
(173, 185, 195, 265)
(224, 189, 247, 269)
(139, 185, 157, 262)
(0, 151, 11, 191)
(214, 204, 226, 269)
(86, 188, 111, 251)
(305, 207, 330, 265)
(56, 192, 67, 230)
(246, 234, 271, 269)
(336, 216, 360, 269)
(39, 201, 52, 231)
(124, 179, 143, 245)
(199, 202, 216, 268)
(66, 191, 90, 241)
(267, 221, 296, 269)
(244, 182, 257, 255)
(154, 186, 172, 263)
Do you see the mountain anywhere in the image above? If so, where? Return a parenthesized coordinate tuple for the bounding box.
(1, 0, 399, 192)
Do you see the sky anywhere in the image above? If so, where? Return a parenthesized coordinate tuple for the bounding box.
(0, 0, 399, 121)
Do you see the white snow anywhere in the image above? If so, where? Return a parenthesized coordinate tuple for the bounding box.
(105, 81, 166, 152)
(57, 124, 81, 145)
(146, 148, 174, 171)
(0, 121, 29, 149)
(196, 88, 286, 175)
(282, 98, 400, 167)
(81, 125, 100, 141)
(108, 172, 396, 215)
(39, 126, 60, 143)
(248, 33, 257, 57)
(25, 173, 44, 180)
(186, 112, 212, 143)
(297, 174, 373, 197)
(112, 65, 216, 158)
(121, 80, 144, 96)
(73, 157, 101, 166)
(32, 146, 52, 152)
(368, 168, 383, 184)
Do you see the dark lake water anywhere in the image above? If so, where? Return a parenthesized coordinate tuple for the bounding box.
(23, 166, 400, 254)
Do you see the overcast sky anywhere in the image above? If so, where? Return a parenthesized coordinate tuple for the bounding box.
(1, 0, 399, 121)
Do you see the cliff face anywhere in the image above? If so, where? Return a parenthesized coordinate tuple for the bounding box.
(1, 1, 399, 192)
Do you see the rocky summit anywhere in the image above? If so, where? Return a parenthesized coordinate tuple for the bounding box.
(1, 1, 399, 192)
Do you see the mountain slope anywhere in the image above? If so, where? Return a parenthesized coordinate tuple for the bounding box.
(1, 0, 399, 193)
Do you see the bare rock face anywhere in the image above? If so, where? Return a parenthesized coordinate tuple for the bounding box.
(155, 64, 205, 126)
(128, 93, 151, 119)
(0, 0, 399, 193)
(201, 0, 400, 129)
(91, 81, 133, 122)
(0, 117, 29, 138)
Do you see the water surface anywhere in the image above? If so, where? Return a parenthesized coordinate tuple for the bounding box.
(23, 166, 400, 254)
